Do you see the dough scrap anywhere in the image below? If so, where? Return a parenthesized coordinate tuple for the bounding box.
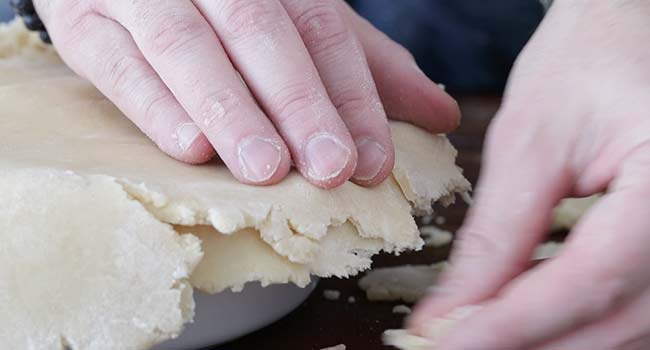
(420, 225, 454, 247)
(552, 195, 601, 230)
(359, 239, 563, 306)
(323, 290, 342, 301)
(533, 241, 563, 260)
(358, 263, 447, 303)
(392, 305, 413, 315)
(383, 306, 482, 350)
(0, 169, 202, 350)
(320, 345, 346, 350)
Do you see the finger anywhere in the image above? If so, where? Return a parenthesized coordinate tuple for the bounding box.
(439, 147, 650, 349)
(281, 0, 394, 186)
(100, 0, 292, 185)
(194, 0, 358, 188)
(44, 10, 213, 164)
(539, 289, 650, 350)
(335, 2, 460, 133)
(408, 114, 572, 328)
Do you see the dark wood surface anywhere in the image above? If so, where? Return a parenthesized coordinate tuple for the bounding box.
(208, 96, 502, 350)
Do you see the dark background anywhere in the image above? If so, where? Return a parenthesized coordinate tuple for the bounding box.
(2, 0, 545, 92)
(349, 0, 544, 92)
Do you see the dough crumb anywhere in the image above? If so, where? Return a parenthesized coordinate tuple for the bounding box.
(358, 263, 447, 303)
(434, 216, 447, 225)
(323, 289, 342, 301)
(420, 225, 454, 248)
(437, 83, 446, 91)
(461, 192, 474, 206)
(552, 195, 600, 230)
(392, 305, 412, 314)
(347, 296, 357, 304)
(533, 241, 563, 260)
(420, 214, 435, 225)
(383, 305, 482, 350)
(320, 345, 346, 350)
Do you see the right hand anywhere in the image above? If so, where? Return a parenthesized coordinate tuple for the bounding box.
(34, 0, 459, 188)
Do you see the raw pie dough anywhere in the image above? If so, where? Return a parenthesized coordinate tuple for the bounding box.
(551, 195, 601, 231)
(0, 21, 470, 349)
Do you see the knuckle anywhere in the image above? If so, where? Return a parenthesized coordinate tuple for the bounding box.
(51, 0, 92, 29)
(100, 53, 148, 98)
(293, 2, 350, 55)
(141, 93, 175, 132)
(137, 8, 210, 57)
(220, 0, 285, 41)
(331, 84, 376, 116)
(49, 1, 96, 51)
(268, 82, 320, 125)
(196, 88, 244, 134)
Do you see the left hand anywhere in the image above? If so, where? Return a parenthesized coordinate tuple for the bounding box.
(409, 1, 650, 349)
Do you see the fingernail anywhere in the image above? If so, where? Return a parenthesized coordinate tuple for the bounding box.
(304, 133, 351, 181)
(353, 138, 387, 182)
(174, 122, 202, 152)
(238, 136, 282, 183)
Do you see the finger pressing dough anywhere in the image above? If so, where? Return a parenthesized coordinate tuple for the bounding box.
(0, 20, 470, 349)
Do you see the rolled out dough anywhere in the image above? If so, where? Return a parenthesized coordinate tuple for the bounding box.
(0, 21, 470, 349)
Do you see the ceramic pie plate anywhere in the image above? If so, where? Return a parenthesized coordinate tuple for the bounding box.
(155, 279, 318, 349)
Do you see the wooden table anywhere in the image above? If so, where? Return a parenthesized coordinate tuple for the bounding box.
(208, 96, 502, 350)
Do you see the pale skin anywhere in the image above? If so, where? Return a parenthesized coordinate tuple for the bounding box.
(408, 1, 650, 349)
(33, 0, 650, 348)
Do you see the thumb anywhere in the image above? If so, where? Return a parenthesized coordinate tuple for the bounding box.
(408, 110, 572, 329)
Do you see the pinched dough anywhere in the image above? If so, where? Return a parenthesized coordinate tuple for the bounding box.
(552, 195, 601, 230)
(383, 306, 482, 350)
(0, 21, 470, 349)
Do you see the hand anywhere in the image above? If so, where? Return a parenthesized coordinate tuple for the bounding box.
(33, 0, 458, 188)
(410, 1, 650, 349)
